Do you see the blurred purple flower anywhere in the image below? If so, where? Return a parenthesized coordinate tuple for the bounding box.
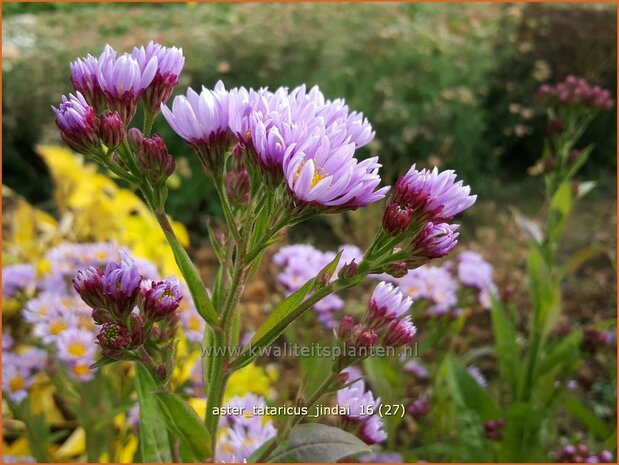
(2, 264, 36, 298)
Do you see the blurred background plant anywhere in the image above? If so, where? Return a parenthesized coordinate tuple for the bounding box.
(3, 2, 615, 237)
(2, 2, 616, 463)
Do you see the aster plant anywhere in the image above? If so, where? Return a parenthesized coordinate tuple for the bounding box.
(52, 42, 476, 462)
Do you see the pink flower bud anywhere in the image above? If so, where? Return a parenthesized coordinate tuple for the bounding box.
(99, 111, 125, 149)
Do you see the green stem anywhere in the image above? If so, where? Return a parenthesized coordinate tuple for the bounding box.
(213, 180, 241, 243)
(204, 330, 229, 456)
(143, 110, 156, 137)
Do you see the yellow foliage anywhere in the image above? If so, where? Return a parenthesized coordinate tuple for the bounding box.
(3, 145, 190, 277)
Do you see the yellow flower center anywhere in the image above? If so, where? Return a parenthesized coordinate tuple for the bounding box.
(9, 376, 25, 392)
(294, 159, 327, 188)
(188, 316, 201, 331)
(68, 342, 87, 357)
(50, 321, 68, 335)
(95, 251, 107, 260)
(72, 363, 90, 377)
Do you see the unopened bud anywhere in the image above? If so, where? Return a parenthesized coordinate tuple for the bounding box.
(225, 170, 250, 205)
(128, 127, 144, 151)
(548, 117, 563, 135)
(386, 261, 409, 279)
(338, 315, 354, 340)
(99, 111, 125, 149)
(137, 134, 176, 182)
(97, 322, 132, 358)
(338, 260, 358, 281)
(157, 364, 167, 380)
(338, 372, 349, 386)
(382, 204, 413, 236)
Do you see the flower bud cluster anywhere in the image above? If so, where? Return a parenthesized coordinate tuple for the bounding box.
(554, 444, 613, 463)
(336, 282, 416, 370)
(483, 418, 505, 441)
(73, 254, 182, 359)
(535, 76, 614, 110)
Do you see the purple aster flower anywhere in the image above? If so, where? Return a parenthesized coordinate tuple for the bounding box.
(337, 379, 379, 421)
(403, 359, 429, 380)
(413, 222, 460, 260)
(283, 135, 389, 211)
(215, 394, 277, 463)
(99, 254, 142, 319)
(73, 266, 106, 309)
(140, 278, 183, 322)
(394, 265, 459, 316)
(3, 332, 14, 352)
(382, 316, 417, 347)
(457, 251, 497, 309)
(52, 92, 100, 154)
(408, 397, 431, 420)
(359, 414, 387, 444)
(388, 164, 476, 224)
(132, 41, 185, 113)
(313, 293, 344, 329)
(2, 364, 33, 403)
(360, 452, 403, 463)
(2, 264, 36, 298)
(161, 81, 230, 172)
(96, 47, 157, 124)
(70, 44, 116, 112)
(2, 455, 36, 463)
(467, 364, 487, 389)
(364, 281, 413, 328)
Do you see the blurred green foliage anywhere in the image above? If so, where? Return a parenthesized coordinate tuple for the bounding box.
(2, 3, 616, 235)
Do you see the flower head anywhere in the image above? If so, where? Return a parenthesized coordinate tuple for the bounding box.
(70, 45, 116, 111)
(2, 364, 32, 403)
(132, 42, 184, 113)
(140, 278, 183, 322)
(283, 137, 388, 211)
(413, 222, 459, 259)
(359, 414, 387, 444)
(457, 252, 497, 308)
(467, 364, 487, 388)
(96, 46, 157, 123)
(390, 164, 476, 223)
(535, 76, 614, 110)
(161, 82, 230, 171)
(134, 132, 176, 182)
(2, 264, 36, 298)
(99, 254, 142, 319)
(52, 92, 99, 154)
(365, 281, 413, 328)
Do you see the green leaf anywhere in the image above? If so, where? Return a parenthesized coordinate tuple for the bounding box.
(538, 330, 582, 375)
(499, 403, 546, 461)
(560, 245, 611, 277)
(89, 355, 117, 369)
(162, 223, 218, 326)
(564, 145, 594, 181)
(445, 356, 497, 420)
(527, 246, 561, 337)
(135, 364, 172, 462)
(231, 278, 317, 370)
(313, 249, 342, 291)
(489, 295, 520, 396)
(548, 181, 572, 244)
(153, 390, 213, 461)
(511, 207, 543, 244)
(266, 424, 370, 462)
(565, 396, 610, 440)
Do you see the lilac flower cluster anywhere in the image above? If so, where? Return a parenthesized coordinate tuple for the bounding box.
(337, 282, 416, 370)
(383, 251, 497, 317)
(2, 346, 47, 403)
(337, 375, 387, 445)
(535, 76, 614, 110)
(55, 42, 184, 156)
(2, 264, 36, 298)
(273, 243, 363, 328)
(457, 251, 498, 308)
(163, 82, 388, 211)
(73, 253, 183, 361)
(554, 444, 613, 463)
(216, 394, 277, 462)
